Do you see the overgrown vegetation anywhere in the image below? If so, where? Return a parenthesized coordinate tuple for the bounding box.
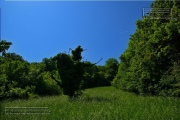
(53, 46, 86, 98)
(113, 0, 180, 97)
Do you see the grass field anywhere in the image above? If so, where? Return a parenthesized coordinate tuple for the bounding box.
(1, 86, 180, 120)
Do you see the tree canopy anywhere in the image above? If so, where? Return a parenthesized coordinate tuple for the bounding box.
(0, 40, 12, 57)
(113, 0, 180, 97)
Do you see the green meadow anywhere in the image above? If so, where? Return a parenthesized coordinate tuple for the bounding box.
(1, 86, 179, 120)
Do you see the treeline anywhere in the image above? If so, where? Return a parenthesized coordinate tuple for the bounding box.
(0, 41, 119, 99)
(1, 0, 179, 99)
(113, 0, 180, 97)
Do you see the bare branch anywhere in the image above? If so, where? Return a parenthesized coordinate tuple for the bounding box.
(92, 58, 103, 66)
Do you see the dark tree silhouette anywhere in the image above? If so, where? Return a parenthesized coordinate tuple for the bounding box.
(0, 40, 12, 57)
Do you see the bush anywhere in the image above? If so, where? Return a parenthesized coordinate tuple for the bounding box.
(9, 87, 29, 99)
(35, 72, 62, 95)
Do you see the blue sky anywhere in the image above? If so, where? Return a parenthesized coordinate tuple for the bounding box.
(0, 0, 152, 65)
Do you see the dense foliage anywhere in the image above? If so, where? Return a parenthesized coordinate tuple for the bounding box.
(0, 42, 115, 99)
(0, 40, 12, 57)
(54, 46, 85, 98)
(113, 0, 180, 97)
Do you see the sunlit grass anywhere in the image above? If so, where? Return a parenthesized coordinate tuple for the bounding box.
(1, 87, 179, 120)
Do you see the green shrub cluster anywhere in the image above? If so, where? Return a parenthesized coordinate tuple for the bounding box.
(0, 52, 62, 99)
(0, 41, 118, 99)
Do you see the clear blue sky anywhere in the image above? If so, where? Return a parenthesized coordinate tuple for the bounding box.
(0, 0, 152, 65)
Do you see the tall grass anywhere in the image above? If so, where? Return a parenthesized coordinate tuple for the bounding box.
(1, 87, 179, 120)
